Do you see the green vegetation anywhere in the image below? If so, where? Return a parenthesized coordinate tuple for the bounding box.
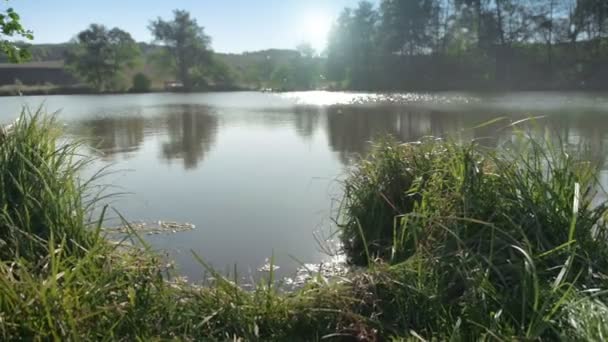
(131, 72, 152, 93)
(218, 48, 324, 91)
(2, 112, 608, 340)
(0, 6, 32, 62)
(339, 136, 608, 338)
(326, 0, 608, 90)
(65, 24, 141, 91)
(267, 43, 322, 91)
(3, 2, 608, 92)
(149, 10, 213, 90)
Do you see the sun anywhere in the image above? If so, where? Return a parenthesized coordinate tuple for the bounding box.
(301, 12, 333, 53)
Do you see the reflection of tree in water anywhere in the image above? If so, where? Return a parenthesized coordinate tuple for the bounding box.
(542, 113, 608, 171)
(79, 116, 145, 160)
(161, 105, 219, 169)
(326, 106, 400, 164)
(293, 106, 321, 139)
(327, 106, 472, 164)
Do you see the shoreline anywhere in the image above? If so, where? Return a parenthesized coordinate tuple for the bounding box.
(1, 86, 608, 98)
(0, 85, 254, 97)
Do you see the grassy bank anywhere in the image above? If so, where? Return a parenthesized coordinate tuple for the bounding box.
(0, 84, 253, 97)
(1, 112, 608, 340)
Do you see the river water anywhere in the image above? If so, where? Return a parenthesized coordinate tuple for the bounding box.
(1, 91, 608, 281)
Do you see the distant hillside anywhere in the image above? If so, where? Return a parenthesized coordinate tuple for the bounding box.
(0, 43, 303, 88)
(0, 43, 73, 64)
(216, 49, 299, 74)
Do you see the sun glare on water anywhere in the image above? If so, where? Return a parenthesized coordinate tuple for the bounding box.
(301, 12, 332, 52)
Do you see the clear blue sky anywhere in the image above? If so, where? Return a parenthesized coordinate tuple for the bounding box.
(10, 0, 373, 53)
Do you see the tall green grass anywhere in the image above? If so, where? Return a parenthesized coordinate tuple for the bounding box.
(0, 110, 366, 340)
(0, 110, 103, 262)
(339, 135, 608, 339)
(1, 111, 608, 340)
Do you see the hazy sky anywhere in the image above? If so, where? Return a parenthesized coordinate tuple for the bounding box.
(12, 0, 373, 53)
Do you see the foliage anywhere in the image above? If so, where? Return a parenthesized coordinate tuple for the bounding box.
(0, 5, 33, 62)
(380, 0, 439, 56)
(65, 24, 140, 91)
(265, 44, 322, 91)
(326, 3, 379, 89)
(326, 0, 608, 90)
(131, 72, 151, 92)
(149, 10, 213, 90)
(225, 48, 322, 91)
(206, 56, 237, 87)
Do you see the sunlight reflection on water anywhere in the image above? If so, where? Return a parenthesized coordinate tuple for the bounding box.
(280, 91, 480, 106)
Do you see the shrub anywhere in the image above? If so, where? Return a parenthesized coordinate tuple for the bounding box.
(131, 72, 151, 93)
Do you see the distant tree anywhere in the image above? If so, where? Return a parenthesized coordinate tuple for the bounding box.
(0, 6, 33, 62)
(149, 10, 213, 90)
(292, 43, 320, 89)
(326, 8, 354, 83)
(270, 64, 295, 91)
(207, 57, 237, 88)
(380, 0, 438, 56)
(265, 43, 321, 91)
(326, 2, 379, 89)
(532, 0, 568, 75)
(454, 0, 491, 49)
(351, 2, 379, 88)
(573, 0, 608, 41)
(296, 42, 315, 59)
(131, 73, 151, 92)
(66, 24, 140, 91)
(323, 0, 608, 90)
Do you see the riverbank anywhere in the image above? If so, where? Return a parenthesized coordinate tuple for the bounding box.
(3, 86, 607, 99)
(1, 111, 608, 340)
(0, 84, 252, 97)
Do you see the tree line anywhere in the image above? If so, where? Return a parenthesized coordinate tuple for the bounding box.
(325, 0, 608, 90)
(3, 2, 608, 92)
(63, 10, 329, 92)
(63, 10, 232, 92)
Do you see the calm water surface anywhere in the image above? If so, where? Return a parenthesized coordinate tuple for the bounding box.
(1, 91, 608, 281)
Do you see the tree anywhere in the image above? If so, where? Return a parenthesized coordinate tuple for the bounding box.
(351, 2, 379, 88)
(0, 6, 33, 62)
(149, 10, 213, 90)
(292, 43, 320, 89)
(207, 57, 237, 88)
(326, 8, 354, 83)
(268, 44, 321, 91)
(380, 0, 438, 56)
(325, 0, 606, 90)
(454, 0, 490, 49)
(66, 24, 140, 91)
(131, 73, 151, 92)
(532, 0, 567, 75)
(572, 0, 608, 43)
(326, 2, 379, 89)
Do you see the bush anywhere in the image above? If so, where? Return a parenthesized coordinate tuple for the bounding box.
(131, 72, 151, 93)
(339, 136, 608, 339)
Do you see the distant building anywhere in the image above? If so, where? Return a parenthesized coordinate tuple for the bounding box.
(164, 81, 184, 91)
(0, 61, 77, 86)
